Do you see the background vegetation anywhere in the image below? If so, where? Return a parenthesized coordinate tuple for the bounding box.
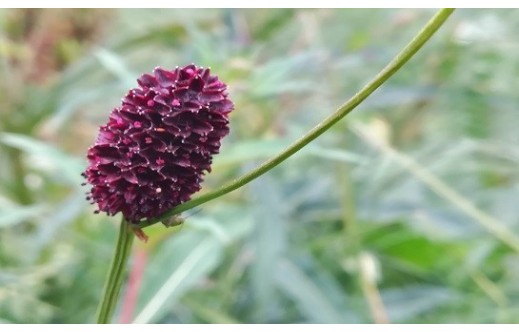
(0, 8, 518, 323)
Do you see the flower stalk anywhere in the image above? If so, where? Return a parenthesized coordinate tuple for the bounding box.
(96, 218, 134, 323)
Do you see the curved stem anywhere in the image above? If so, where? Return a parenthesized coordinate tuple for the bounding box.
(138, 8, 455, 229)
(96, 218, 135, 323)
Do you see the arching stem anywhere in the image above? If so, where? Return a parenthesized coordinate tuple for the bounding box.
(138, 8, 456, 229)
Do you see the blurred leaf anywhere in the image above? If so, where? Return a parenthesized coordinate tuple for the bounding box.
(34, 192, 86, 247)
(133, 231, 224, 323)
(0, 204, 46, 228)
(249, 175, 287, 321)
(306, 147, 367, 164)
(214, 138, 365, 171)
(214, 139, 290, 167)
(0, 133, 84, 185)
(275, 259, 349, 323)
(115, 23, 186, 50)
(250, 53, 318, 98)
(94, 48, 136, 86)
(369, 223, 465, 272)
(46, 81, 122, 131)
(183, 297, 240, 324)
(363, 85, 435, 108)
(250, 9, 295, 41)
(382, 286, 457, 322)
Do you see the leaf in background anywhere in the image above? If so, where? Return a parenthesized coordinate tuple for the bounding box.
(133, 232, 223, 324)
(250, 9, 295, 41)
(0, 133, 84, 185)
(362, 85, 435, 108)
(44, 81, 123, 132)
(249, 53, 318, 98)
(249, 175, 288, 321)
(133, 206, 253, 323)
(381, 285, 457, 322)
(182, 297, 240, 324)
(213, 139, 290, 169)
(33, 192, 86, 248)
(0, 203, 46, 228)
(93, 48, 136, 86)
(368, 223, 465, 272)
(214, 138, 365, 171)
(305, 147, 367, 165)
(275, 259, 351, 323)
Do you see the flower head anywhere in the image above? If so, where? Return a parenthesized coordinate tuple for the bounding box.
(82, 64, 234, 223)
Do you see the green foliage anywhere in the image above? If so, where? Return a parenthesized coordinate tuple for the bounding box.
(0, 8, 518, 323)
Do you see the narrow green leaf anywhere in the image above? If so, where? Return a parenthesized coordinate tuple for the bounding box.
(0, 133, 84, 185)
(275, 259, 349, 323)
(133, 233, 223, 323)
(0, 204, 46, 228)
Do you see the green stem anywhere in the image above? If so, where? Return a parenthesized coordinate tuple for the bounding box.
(138, 8, 455, 229)
(96, 218, 135, 323)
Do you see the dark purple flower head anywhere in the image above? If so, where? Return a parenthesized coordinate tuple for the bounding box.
(82, 64, 234, 223)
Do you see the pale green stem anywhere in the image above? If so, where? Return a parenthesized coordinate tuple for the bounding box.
(96, 218, 134, 323)
(138, 8, 455, 229)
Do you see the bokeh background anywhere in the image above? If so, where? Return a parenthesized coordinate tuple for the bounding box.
(1, 8, 518, 324)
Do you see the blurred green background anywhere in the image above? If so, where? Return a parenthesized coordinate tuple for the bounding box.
(0, 8, 518, 324)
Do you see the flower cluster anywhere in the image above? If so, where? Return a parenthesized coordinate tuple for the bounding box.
(82, 64, 234, 223)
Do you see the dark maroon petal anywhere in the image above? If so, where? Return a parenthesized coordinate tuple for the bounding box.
(83, 64, 234, 223)
(154, 67, 177, 87)
(137, 73, 158, 88)
(189, 76, 205, 92)
(200, 91, 225, 103)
